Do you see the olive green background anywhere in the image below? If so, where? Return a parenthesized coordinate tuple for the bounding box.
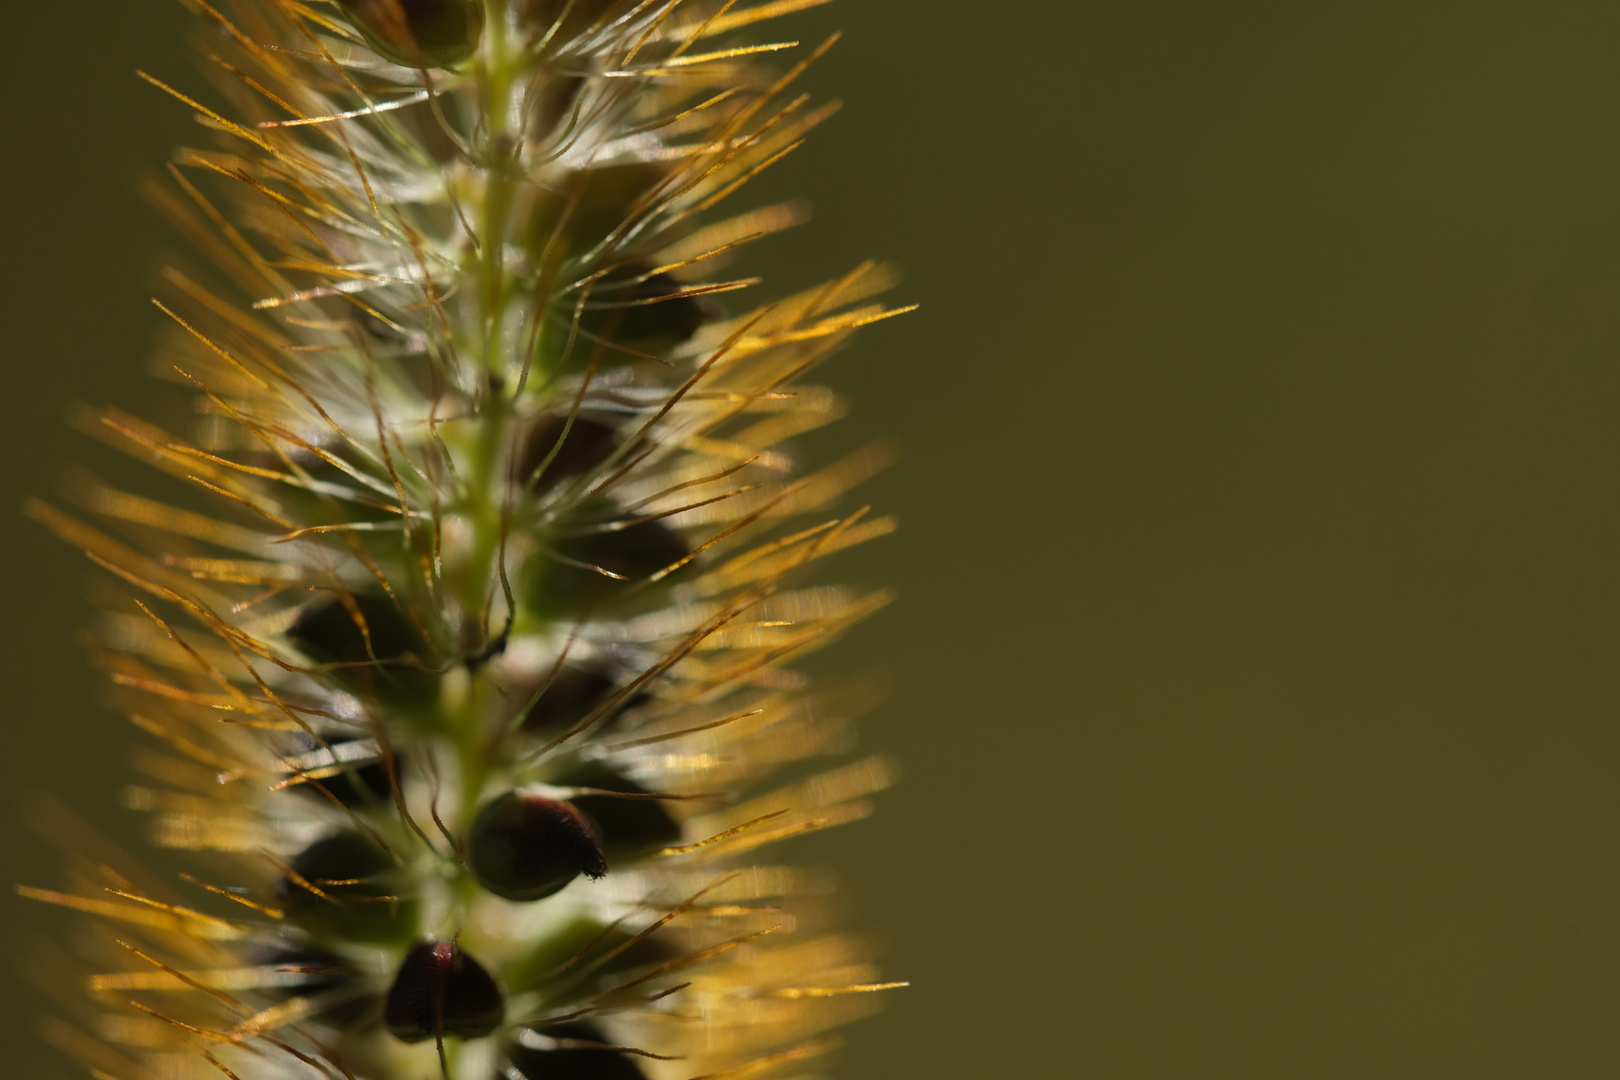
(5, 2, 1620, 1076)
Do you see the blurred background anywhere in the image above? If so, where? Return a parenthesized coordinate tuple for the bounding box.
(6, 1, 1620, 1076)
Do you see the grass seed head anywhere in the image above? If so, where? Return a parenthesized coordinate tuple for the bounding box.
(23, 1, 911, 1077)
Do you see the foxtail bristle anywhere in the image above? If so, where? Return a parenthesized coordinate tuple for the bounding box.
(22, 2, 908, 1077)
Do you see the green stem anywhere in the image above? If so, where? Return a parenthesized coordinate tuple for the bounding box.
(437, 0, 525, 890)
(479, 0, 519, 378)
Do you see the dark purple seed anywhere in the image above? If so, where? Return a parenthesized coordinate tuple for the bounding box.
(468, 793, 607, 902)
(507, 1022, 647, 1080)
(385, 940, 504, 1043)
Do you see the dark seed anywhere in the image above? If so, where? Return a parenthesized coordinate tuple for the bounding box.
(243, 945, 366, 1021)
(248, 944, 353, 998)
(507, 1022, 648, 1080)
(519, 414, 620, 491)
(523, 0, 621, 42)
(526, 165, 662, 268)
(522, 665, 614, 734)
(551, 517, 691, 583)
(468, 793, 607, 902)
(520, 665, 648, 737)
(276, 832, 416, 945)
(529, 74, 586, 145)
(281, 734, 402, 808)
(500, 916, 678, 993)
(337, 0, 485, 68)
(556, 762, 683, 859)
(561, 269, 717, 361)
(532, 511, 693, 620)
(385, 940, 505, 1043)
(606, 271, 717, 347)
(286, 594, 422, 667)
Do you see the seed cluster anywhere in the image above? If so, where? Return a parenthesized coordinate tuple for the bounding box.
(24, 1, 908, 1078)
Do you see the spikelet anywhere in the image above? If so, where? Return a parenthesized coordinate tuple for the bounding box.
(22, 2, 909, 1078)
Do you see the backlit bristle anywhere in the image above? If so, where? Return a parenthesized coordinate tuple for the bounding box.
(22, 2, 908, 1077)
